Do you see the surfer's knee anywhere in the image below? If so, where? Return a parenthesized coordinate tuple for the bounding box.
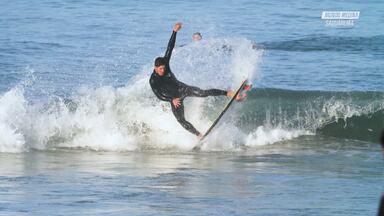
(187, 86, 206, 97)
(172, 107, 187, 124)
(207, 89, 227, 96)
(195, 89, 208, 97)
(174, 115, 196, 134)
(197, 89, 211, 97)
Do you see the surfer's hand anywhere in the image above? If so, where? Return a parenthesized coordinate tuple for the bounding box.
(172, 98, 181, 108)
(173, 22, 182, 32)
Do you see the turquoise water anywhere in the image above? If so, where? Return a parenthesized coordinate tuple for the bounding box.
(0, 0, 383, 215)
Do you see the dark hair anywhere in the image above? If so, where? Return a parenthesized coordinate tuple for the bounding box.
(381, 130, 384, 148)
(154, 57, 166, 67)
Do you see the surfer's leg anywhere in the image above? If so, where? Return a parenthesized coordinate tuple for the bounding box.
(171, 102, 200, 136)
(185, 86, 227, 97)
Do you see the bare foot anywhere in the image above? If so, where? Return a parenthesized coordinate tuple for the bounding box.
(227, 90, 246, 101)
(227, 90, 235, 98)
(197, 133, 203, 140)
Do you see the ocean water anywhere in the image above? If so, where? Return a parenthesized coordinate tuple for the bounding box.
(0, 0, 383, 215)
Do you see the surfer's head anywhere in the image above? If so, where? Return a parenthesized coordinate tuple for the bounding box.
(192, 32, 202, 41)
(154, 57, 166, 76)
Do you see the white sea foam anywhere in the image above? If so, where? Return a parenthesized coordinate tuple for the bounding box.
(0, 87, 27, 152)
(245, 126, 311, 147)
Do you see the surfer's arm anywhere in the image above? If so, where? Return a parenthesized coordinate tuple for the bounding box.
(164, 31, 176, 62)
(164, 23, 182, 62)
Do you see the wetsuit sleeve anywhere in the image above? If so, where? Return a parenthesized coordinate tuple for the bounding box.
(164, 31, 177, 63)
(150, 78, 173, 102)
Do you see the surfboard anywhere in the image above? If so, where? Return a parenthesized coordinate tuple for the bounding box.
(193, 79, 249, 151)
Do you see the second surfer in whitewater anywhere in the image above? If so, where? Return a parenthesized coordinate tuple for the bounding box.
(149, 22, 243, 139)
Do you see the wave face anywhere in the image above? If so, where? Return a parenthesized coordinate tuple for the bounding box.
(236, 88, 384, 143)
(318, 109, 383, 142)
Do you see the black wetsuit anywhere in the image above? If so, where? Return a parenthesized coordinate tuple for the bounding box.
(149, 31, 227, 136)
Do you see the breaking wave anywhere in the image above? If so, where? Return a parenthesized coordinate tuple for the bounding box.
(1, 37, 382, 153)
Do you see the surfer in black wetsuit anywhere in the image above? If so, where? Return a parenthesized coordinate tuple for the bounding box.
(149, 22, 242, 139)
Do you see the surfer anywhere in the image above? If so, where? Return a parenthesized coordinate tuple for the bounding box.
(192, 32, 202, 41)
(149, 22, 243, 139)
